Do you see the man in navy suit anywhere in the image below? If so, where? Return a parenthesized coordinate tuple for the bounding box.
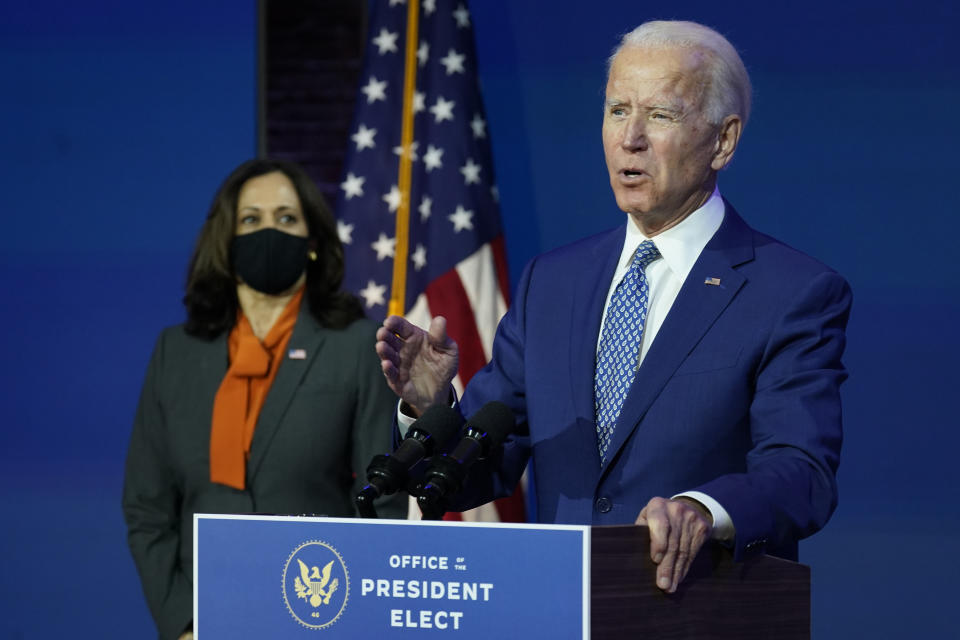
(376, 20, 850, 593)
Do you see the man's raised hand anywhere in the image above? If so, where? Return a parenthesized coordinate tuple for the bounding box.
(375, 315, 459, 415)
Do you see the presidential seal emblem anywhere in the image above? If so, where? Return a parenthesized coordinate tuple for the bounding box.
(282, 540, 350, 629)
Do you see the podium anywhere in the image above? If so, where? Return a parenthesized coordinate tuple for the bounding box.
(195, 515, 808, 639)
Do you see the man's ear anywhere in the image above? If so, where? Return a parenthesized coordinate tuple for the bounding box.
(711, 114, 743, 171)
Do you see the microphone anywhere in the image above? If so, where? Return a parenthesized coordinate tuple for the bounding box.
(355, 404, 462, 518)
(417, 402, 515, 520)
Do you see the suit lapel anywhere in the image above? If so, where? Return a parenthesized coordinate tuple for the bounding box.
(197, 331, 229, 398)
(192, 332, 229, 451)
(569, 227, 626, 425)
(600, 204, 755, 476)
(246, 307, 327, 483)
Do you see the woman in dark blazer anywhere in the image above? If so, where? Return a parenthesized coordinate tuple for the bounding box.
(122, 159, 404, 640)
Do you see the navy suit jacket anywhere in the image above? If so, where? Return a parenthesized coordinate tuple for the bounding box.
(455, 203, 851, 561)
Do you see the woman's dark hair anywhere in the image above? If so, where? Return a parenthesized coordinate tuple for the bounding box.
(183, 158, 363, 338)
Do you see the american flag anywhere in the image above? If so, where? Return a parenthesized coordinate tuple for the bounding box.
(335, 0, 524, 523)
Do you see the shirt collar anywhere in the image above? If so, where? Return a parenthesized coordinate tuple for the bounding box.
(622, 187, 725, 281)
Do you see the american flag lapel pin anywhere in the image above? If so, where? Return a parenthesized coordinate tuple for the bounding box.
(704, 277, 722, 286)
(288, 348, 307, 360)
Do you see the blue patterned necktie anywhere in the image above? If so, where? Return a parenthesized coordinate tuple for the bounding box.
(594, 240, 661, 464)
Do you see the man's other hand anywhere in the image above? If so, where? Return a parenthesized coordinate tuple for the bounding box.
(636, 496, 713, 593)
(376, 315, 459, 415)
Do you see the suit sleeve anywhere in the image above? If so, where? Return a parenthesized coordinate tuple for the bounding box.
(121, 332, 192, 640)
(694, 270, 852, 560)
(350, 321, 409, 519)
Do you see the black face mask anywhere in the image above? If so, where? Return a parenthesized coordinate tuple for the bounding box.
(231, 228, 309, 295)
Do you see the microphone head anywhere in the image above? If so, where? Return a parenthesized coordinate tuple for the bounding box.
(411, 404, 463, 451)
(464, 401, 515, 447)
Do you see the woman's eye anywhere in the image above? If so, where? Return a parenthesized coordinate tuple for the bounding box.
(279, 213, 299, 225)
(240, 214, 259, 225)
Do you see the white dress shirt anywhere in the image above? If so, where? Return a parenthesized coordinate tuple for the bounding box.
(597, 188, 724, 359)
(598, 187, 734, 542)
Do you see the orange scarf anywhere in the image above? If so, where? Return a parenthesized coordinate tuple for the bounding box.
(209, 289, 303, 489)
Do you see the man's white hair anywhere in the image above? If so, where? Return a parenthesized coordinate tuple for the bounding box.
(609, 20, 752, 126)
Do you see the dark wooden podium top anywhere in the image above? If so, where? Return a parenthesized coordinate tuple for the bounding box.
(590, 526, 810, 639)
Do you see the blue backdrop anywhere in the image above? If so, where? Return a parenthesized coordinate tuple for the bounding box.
(1, 1, 957, 637)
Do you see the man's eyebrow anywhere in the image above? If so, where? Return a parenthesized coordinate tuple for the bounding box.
(604, 95, 686, 110)
(646, 103, 684, 113)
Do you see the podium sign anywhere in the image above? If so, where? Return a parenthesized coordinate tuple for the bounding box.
(195, 515, 590, 639)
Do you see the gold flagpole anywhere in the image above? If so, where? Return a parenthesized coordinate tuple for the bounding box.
(388, 0, 420, 317)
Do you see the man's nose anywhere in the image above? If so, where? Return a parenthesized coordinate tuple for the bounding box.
(622, 116, 648, 151)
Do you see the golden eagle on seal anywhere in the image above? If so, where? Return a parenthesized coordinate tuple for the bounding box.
(294, 558, 339, 607)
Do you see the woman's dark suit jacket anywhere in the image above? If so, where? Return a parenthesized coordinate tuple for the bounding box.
(122, 309, 403, 640)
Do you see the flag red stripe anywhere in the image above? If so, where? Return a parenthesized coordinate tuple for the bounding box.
(425, 269, 481, 524)
(424, 252, 526, 523)
(424, 269, 487, 384)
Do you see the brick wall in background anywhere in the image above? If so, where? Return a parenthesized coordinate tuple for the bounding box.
(263, 0, 367, 203)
